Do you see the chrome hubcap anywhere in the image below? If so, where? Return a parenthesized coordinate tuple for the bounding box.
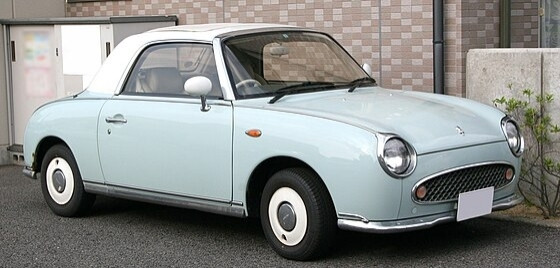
(277, 202, 296, 231)
(52, 169, 66, 193)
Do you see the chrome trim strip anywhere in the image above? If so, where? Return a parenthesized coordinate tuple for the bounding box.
(410, 161, 515, 204)
(338, 212, 370, 223)
(500, 116, 524, 157)
(231, 200, 244, 206)
(337, 193, 523, 234)
(22, 167, 37, 180)
(83, 182, 246, 218)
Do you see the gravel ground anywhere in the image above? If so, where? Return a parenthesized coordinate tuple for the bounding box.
(1, 165, 560, 267)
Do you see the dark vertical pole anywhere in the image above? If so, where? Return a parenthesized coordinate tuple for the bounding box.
(433, 0, 444, 94)
(499, 0, 511, 48)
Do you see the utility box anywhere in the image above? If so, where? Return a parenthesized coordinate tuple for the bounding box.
(1, 16, 178, 165)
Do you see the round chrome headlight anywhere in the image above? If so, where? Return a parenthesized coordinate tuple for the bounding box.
(501, 118, 524, 157)
(378, 135, 416, 178)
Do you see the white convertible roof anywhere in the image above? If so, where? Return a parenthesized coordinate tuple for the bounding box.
(151, 23, 298, 36)
(87, 23, 301, 94)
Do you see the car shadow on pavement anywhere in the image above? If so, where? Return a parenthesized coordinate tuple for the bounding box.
(329, 218, 526, 262)
(89, 195, 264, 235)
(88, 194, 523, 262)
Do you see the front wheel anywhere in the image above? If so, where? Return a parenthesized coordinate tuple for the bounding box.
(40, 144, 95, 217)
(260, 168, 336, 260)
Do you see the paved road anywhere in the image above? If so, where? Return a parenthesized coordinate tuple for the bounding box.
(1, 165, 559, 267)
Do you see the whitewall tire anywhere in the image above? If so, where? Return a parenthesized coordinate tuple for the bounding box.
(40, 144, 95, 217)
(260, 168, 336, 261)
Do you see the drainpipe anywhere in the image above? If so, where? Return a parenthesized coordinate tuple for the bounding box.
(433, 0, 444, 94)
(499, 0, 511, 48)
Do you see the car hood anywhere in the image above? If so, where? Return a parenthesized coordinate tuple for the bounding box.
(236, 87, 507, 155)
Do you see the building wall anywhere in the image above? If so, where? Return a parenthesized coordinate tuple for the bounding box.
(511, 0, 539, 48)
(444, 0, 501, 97)
(66, 0, 435, 93)
(379, 0, 433, 92)
(1, 0, 65, 165)
(12, 0, 66, 19)
(0, 31, 9, 147)
(0, 2, 13, 147)
(66, 0, 541, 97)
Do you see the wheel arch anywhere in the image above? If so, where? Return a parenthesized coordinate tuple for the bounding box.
(245, 156, 335, 218)
(32, 136, 69, 172)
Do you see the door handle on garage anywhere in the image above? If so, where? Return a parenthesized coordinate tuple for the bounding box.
(105, 117, 127, 124)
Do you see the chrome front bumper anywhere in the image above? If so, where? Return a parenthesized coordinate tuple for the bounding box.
(337, 193, 524, 234)
(22, 166, 38, 180)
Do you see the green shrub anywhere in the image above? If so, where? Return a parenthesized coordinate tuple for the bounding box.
(493, 84, 560, 218)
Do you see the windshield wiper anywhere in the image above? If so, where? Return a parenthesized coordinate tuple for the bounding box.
(268, 81, 335, 104)
(347, 77, 377, 93)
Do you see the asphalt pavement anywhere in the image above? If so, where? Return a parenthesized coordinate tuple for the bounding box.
(1, 165, 560, 267)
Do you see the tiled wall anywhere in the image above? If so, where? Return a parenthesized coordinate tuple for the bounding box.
(380, 0, 433, 92)
(67, 0, 437, 93)
(444, 0, 501, 97)
(511, 0, 539, 48)
(66, 0, 539, 97)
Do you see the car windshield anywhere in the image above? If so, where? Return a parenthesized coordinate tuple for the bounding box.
(223, 31, 370, 99)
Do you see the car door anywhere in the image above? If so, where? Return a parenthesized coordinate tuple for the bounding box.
(97, 42, 233, 202)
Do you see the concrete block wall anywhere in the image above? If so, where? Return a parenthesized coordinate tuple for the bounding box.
(466, 49, 543, 106)
(466, 49, 560, 109)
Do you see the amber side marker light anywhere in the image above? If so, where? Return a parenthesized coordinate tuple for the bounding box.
(416, 185, 427, 200)
(245, 129, 262, 138)
(505, 168, 514, 181)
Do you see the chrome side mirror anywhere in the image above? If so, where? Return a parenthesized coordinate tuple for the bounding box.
(184, 76, 212, 112)
(362, 63, 372, 77)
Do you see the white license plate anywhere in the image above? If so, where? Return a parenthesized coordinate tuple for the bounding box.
(456, 187, 494, 222)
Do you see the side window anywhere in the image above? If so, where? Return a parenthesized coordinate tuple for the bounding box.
(122, 43, 222, 98)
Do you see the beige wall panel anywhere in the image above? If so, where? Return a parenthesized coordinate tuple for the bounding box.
(0, 0, 13, 19)
(13, 0, 65, 19)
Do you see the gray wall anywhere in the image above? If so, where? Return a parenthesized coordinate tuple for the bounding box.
(12, 0, 65, 19)
(1, 1, 14, 147)
(0, 34, 8, 146)
(466, 49, 560, 107)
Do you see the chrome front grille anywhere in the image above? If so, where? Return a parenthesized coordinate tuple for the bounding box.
(414, 163, 514, 203)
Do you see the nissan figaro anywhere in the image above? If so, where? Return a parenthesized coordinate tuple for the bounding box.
(23, 23, 524, 260)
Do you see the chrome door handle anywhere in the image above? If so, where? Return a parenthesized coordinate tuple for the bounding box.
(105, 117, 127, 124)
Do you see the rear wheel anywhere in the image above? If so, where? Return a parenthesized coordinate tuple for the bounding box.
(40, 144, 95, 217)
(260, 168, 336, 260)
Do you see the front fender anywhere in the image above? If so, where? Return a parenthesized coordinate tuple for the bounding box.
(23, 98, 107, 183)
(232, 106, 402, 221)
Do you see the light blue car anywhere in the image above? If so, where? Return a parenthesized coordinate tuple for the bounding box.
(23, 23, 524, 260)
